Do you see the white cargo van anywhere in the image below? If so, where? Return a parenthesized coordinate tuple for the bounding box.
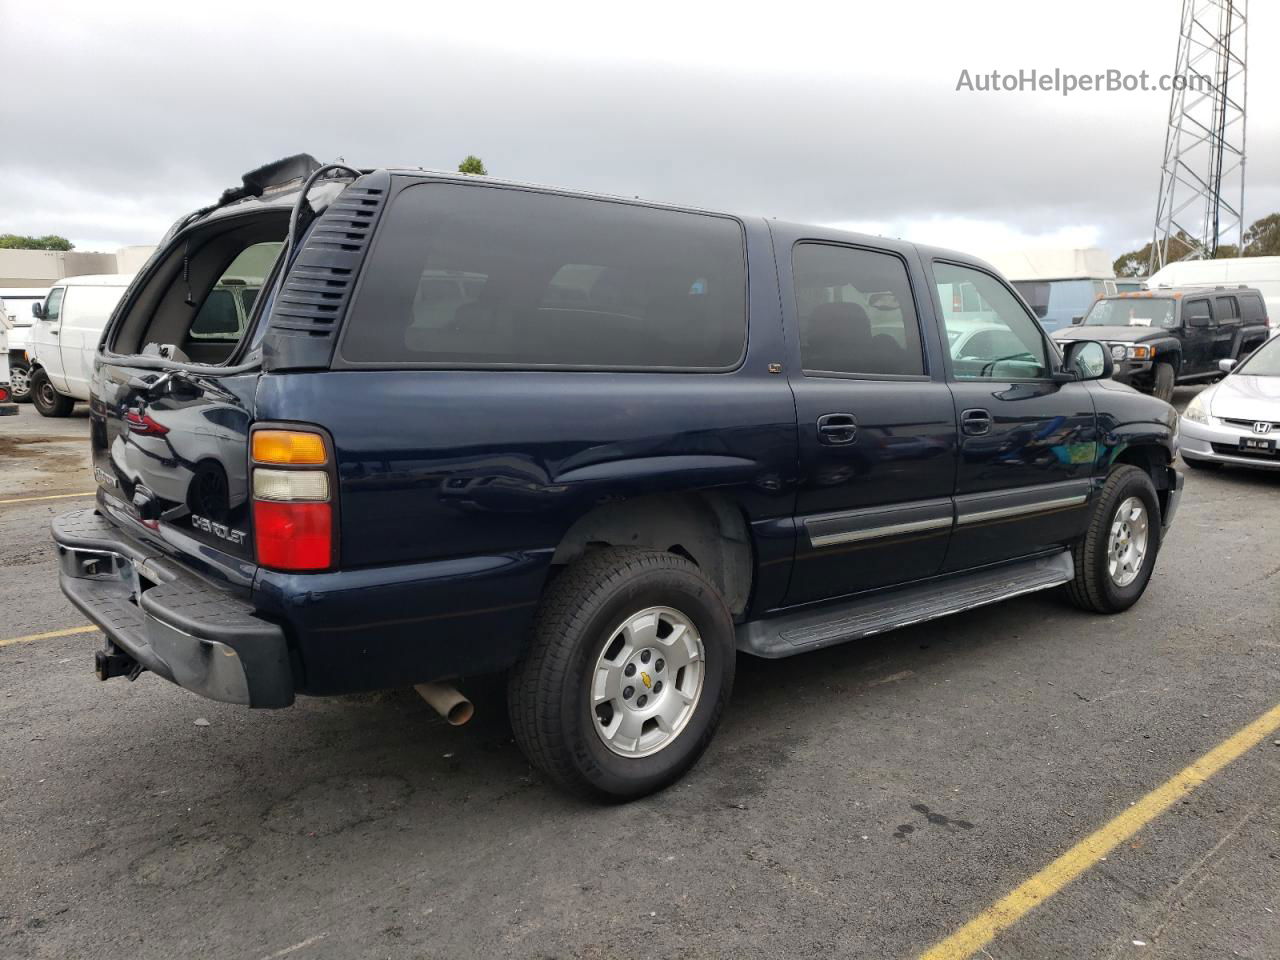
(28, 275, 132, 417)
(1146, 257, 1279, 336)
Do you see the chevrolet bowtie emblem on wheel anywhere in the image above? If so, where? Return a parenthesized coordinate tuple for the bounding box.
(1254, 422, 1273, 435)
(640, 671, 652, 689)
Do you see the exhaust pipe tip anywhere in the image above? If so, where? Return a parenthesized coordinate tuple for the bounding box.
(414, 682, 474, 726)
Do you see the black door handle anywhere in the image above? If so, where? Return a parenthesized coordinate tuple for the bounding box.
(817, 413, 858, 444)
(961, 408, 992, 436)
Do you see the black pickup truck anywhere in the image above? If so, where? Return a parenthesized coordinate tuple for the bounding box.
(1053, 287, 1271, 401)
(53, 155, 1184, 800)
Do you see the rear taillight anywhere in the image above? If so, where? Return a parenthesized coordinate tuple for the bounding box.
(124, 410, 169, 436)
(0, 386, 9, 403)
(251, 427, 335, 571)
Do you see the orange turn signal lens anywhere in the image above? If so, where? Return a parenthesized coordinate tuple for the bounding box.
(252, 430, 327, 465)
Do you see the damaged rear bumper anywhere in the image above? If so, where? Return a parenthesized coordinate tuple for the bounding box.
(51, 509, 294, 707)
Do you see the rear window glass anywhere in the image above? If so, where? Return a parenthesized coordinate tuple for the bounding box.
(342, 183, 747, 369)
(1240, 294, 1265, 322)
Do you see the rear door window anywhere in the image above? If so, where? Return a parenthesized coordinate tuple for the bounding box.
(792, 243, 925, 377)
(1214, 296, 1241, 324)
(341, 183, 747, 369)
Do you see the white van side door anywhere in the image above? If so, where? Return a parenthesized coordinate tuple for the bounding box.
(31, 286, 68, 390)
(59, 286, 124, 401)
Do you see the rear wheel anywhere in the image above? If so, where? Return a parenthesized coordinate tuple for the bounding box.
(1152, 362, 1175, 402)
(9, 361, 31, 403)
(1067, 465, 1162, 613)
(30, 367, 74, 417)
(508, 547, 735, 801)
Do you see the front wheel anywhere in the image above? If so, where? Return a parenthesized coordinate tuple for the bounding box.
(508, 547, 735, 801)
(30, 367, 75, 418)
(1067, 465, 1162, 614)
(9, 361, 31, 403)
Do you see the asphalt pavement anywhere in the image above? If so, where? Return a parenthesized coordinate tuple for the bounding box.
(1, 393, 1277, 960)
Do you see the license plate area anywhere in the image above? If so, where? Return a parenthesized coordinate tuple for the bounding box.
(1240, 436, 1276, 454)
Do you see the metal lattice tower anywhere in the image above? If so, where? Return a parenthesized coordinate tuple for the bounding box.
(1150, 0, 1248, 273)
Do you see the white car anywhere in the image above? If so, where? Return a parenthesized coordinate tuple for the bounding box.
(1180, 336, 1280, 471)
(28, 275, 132, 417)
(1, 286, 50, 402)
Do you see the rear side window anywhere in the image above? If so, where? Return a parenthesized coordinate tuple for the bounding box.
(1215, 296, 1240, 323)
(1240, 294, 1266, 322)
(792, 243, 925, 377)
(342, 183, 747, 369)
(1011, 280, 1050, 319)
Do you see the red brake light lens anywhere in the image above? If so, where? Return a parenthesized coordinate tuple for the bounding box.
(250, 426, 334, 572)
(253, 500, 332, 571)
(124, 410, 169, 436)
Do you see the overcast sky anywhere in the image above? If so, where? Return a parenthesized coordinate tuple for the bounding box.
(2, 0, 1275, 261)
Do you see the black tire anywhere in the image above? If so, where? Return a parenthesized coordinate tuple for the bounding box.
(30, 367, 75, 418)
(508, 547, 735, 802)
(1181, 454, 1221, 471)
(1152, 362, 1175, 402)
(1067, 465, 1162, 614)
(9, 361, 31, 403)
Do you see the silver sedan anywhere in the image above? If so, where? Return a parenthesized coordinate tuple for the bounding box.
(1180, 336, 1280, 471)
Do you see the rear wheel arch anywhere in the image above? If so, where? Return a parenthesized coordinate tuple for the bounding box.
(550, 492, 754, 618)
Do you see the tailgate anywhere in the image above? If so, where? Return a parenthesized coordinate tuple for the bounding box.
(92, 362, 260, 573)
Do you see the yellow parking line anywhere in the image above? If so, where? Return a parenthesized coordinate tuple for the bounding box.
(916, 700, 1280, 960)
(0, 625, 99, 648)
(0, 491, 95, 505)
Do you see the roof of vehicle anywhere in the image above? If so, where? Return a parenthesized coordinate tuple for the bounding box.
(977, 247, 1115, 282)
(0, 287, 51, 298)
(52, 274, 134, 287)
(1148, 256, 1280, 287)
(194, 158, 1001, 279)
(1100, 285, 1263, 301)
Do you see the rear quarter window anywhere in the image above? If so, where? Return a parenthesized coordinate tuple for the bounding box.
(340, 182, 748, 370)
(1240, 294, 1266, 323)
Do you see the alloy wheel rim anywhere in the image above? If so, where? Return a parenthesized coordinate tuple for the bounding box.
(10, 366, 29, 398)
(590, 605, 705, 758)
(1107, 496, 1149, 588)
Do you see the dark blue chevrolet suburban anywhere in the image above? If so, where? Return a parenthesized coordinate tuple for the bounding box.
(53, 156, 1183, 800)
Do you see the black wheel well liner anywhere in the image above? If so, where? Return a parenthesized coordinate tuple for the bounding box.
(550, 492, 754, 618)
(1110, 444, 1174, 515)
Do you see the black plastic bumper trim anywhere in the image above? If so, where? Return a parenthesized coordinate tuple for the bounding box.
(52, 509, 294, 708)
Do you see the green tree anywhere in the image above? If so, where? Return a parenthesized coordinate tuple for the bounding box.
(1112, 231, 1198, 277)
(1243, 213, 1280, 257)
(457, 155, 488, 176)
(0, 233, 75, 251)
